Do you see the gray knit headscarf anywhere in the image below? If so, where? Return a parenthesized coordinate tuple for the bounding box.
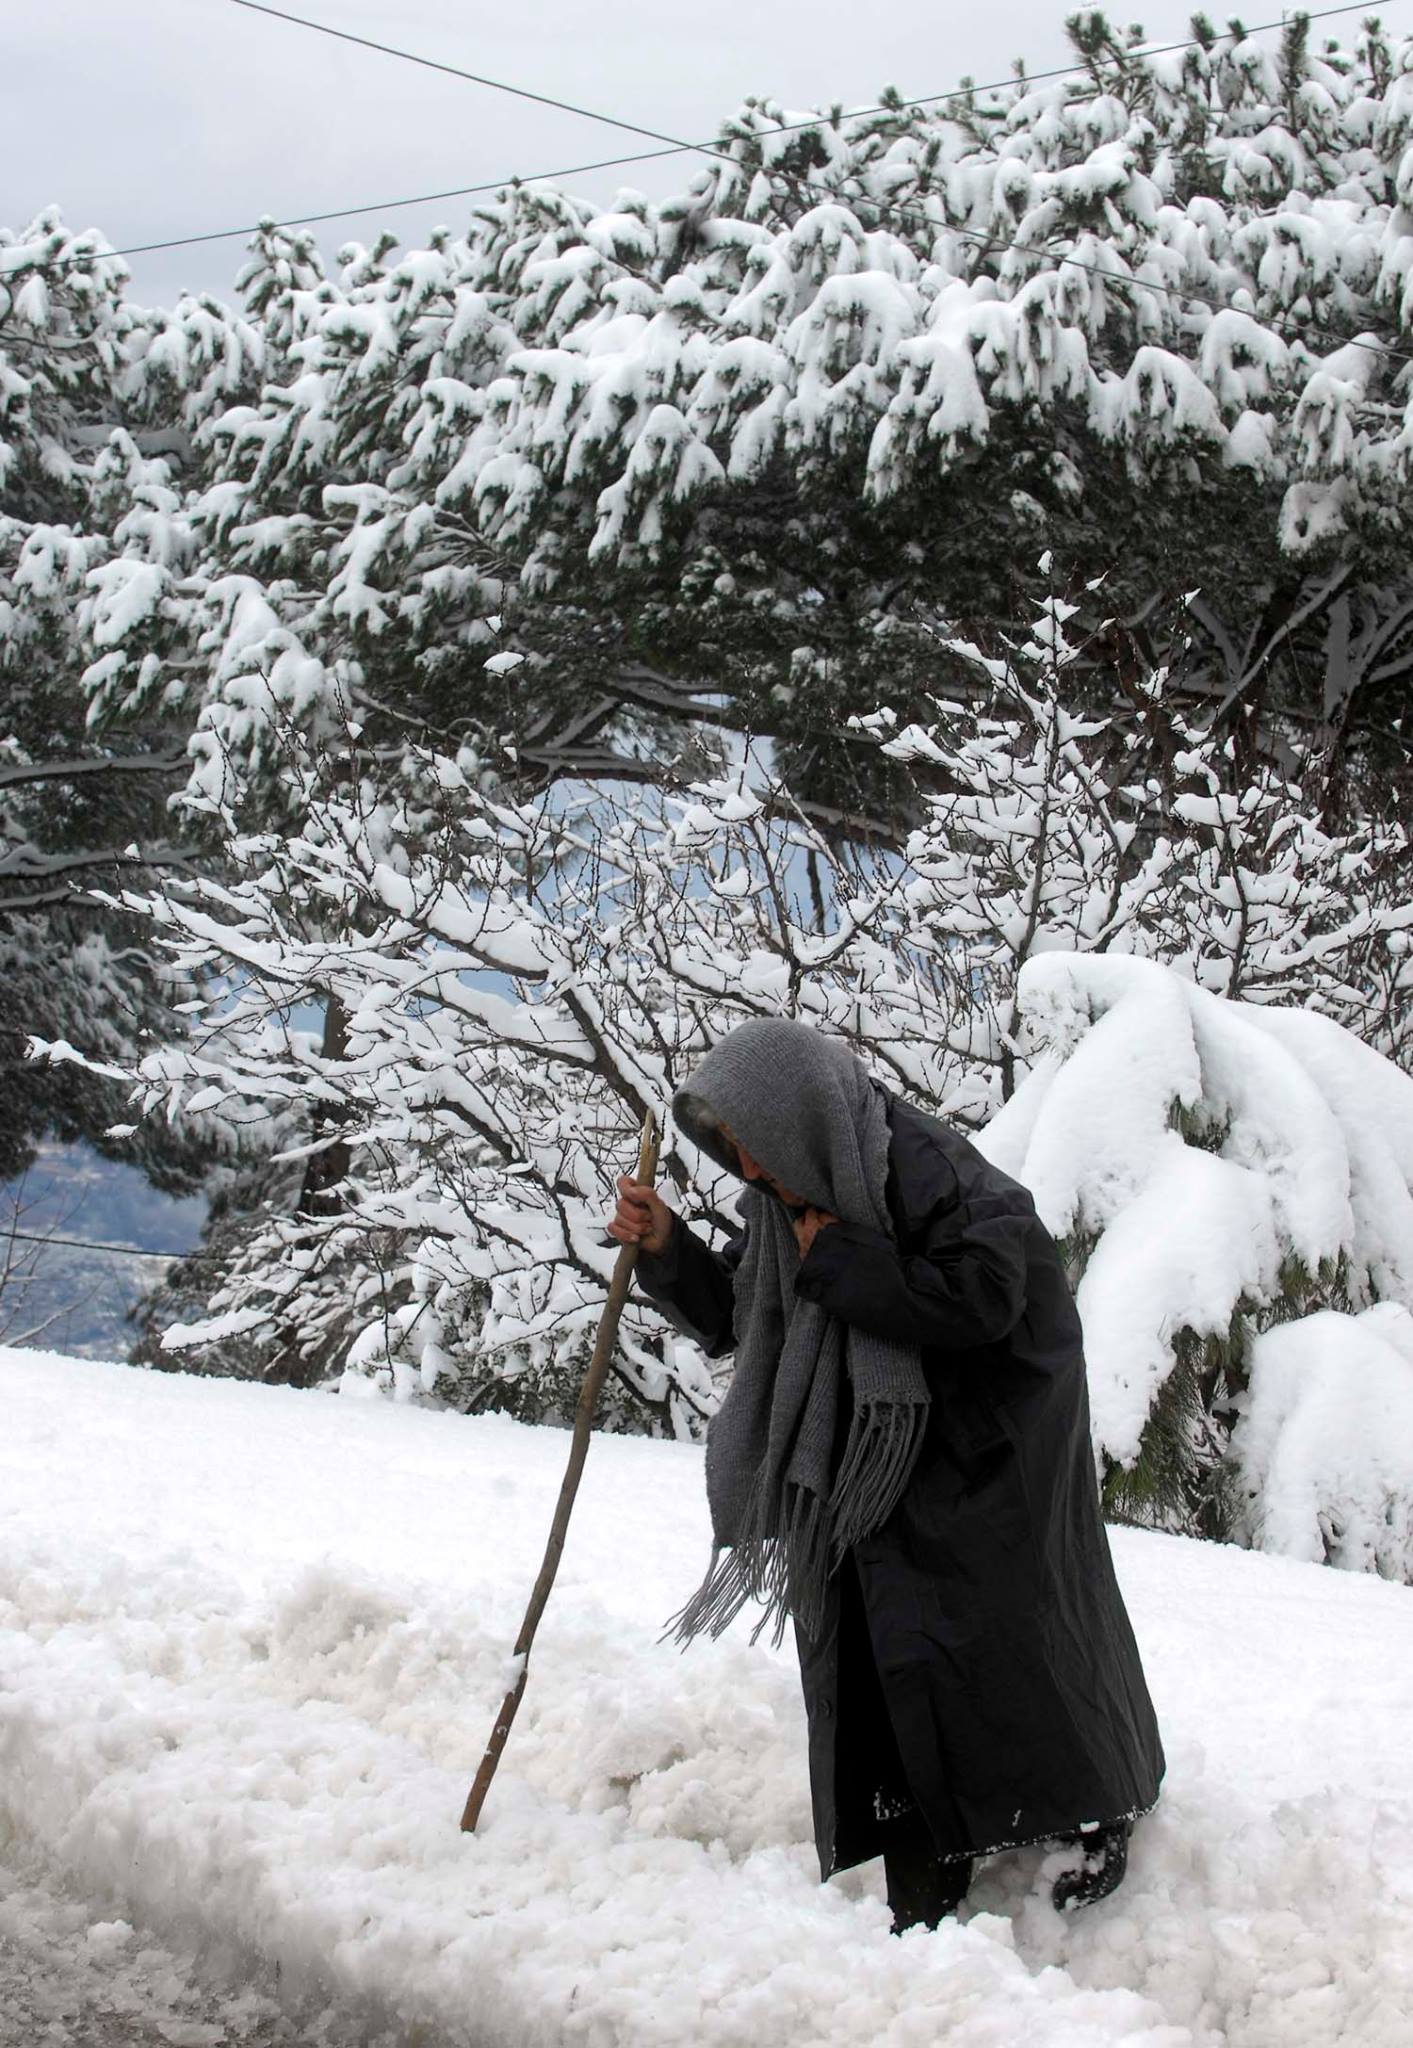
(668, 1018, 930, 1648)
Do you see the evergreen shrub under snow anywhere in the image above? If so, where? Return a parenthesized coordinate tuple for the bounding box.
(983, 950, 1413, 1568)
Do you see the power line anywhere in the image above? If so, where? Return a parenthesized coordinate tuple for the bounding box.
(213, 0, 1413, 372)
(39, 147, 694, 265)
(228, 0, 707, 156)
(43, 0, 1394, 270)
(3, 1227, 197, 1260)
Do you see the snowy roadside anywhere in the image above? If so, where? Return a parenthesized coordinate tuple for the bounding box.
(2, 1350, 1412, 2046)
(0, 1819, 414, 2048)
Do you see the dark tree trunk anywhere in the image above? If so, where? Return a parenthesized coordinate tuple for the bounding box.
(265, 992, 352, 1389)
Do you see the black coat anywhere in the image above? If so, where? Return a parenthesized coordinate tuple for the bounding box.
(639, 1093, 1165, 1879)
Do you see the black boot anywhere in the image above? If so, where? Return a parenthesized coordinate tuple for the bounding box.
(884, 1815, 973, 1933)
(1050, 1818, 1132, 1913)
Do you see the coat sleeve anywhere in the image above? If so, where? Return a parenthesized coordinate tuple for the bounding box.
(793, 1185, 1031, 1352)
(635, 1218, 745, 1359)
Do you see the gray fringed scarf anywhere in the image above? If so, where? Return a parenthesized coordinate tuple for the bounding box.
(668, 1018, 930, 1648)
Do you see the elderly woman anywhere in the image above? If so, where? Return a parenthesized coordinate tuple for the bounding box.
(607, 1017, 1163, 1934)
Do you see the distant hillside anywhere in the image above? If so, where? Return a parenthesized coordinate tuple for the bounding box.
(0, 1143, 206, 1359)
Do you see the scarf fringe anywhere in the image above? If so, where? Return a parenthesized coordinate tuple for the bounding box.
(826, 1399, 929, 1559)
(667, 1477, 835, 1649)
(669, 1398, 928, 1650)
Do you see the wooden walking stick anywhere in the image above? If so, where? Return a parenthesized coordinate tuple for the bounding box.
(460, 1107, 661, 1833)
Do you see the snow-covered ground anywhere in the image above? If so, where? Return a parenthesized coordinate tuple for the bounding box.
(2, 1350, 1411, 2047)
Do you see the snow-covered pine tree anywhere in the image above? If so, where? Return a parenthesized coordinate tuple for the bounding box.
(0, 210, 238, 1186)
(63, 14, 1413, 856)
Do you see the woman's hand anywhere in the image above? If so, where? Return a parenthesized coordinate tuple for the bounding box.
(792, 1207, 839, 1259)
(608, 1175, 675, 1257)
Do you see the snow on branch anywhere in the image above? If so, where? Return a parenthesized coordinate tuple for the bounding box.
(1236, 1304, 1413, 1579)
(66, 742, 959, 1433)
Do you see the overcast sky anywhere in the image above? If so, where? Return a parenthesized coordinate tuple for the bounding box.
(9, 0, 1264, 310)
